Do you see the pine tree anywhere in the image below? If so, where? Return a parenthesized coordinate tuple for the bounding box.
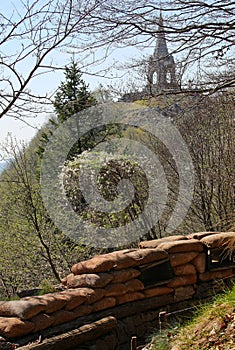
(53, 61, 96, 123)
(37, 60, 97, 158)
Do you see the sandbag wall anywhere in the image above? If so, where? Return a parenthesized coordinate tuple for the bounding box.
(0, 232, 234, 348)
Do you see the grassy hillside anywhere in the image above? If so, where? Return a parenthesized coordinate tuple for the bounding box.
(151, 284, 235, 350)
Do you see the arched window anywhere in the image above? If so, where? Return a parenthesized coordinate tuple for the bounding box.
(152, 72, 158, 85)
(166, 71, 171, 84)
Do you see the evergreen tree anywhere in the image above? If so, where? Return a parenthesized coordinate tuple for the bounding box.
(53, 60, 96, 123)
(38, 60, 97, 158)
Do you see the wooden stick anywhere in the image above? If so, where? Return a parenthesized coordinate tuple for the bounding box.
(131, 336, 137, 350)
(159, 311, 168, 333)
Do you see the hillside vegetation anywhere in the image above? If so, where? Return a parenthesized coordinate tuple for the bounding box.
(0, 93, 234, 299)
(150, 283, 235, 350)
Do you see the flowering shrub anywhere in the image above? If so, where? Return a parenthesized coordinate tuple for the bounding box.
(62, 150, 148, 232)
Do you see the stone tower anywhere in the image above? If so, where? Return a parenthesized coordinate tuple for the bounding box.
(148, 13, 178, 92)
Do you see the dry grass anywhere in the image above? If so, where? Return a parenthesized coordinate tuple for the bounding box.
(151, 284, 235, 350)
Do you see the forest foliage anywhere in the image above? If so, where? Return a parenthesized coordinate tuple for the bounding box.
(0, 89, 234, 299)
(0, 0, 235, 297)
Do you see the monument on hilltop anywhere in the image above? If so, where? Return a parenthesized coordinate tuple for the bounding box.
(120, 13, 179, 102)
(147, 13, 178, 93)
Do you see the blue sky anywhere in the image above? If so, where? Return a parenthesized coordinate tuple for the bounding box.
(0, 1, 177, 148)
(0, 1, 153, 146)
(1, 0, 230, 149)
(0, 44, 147, 146)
